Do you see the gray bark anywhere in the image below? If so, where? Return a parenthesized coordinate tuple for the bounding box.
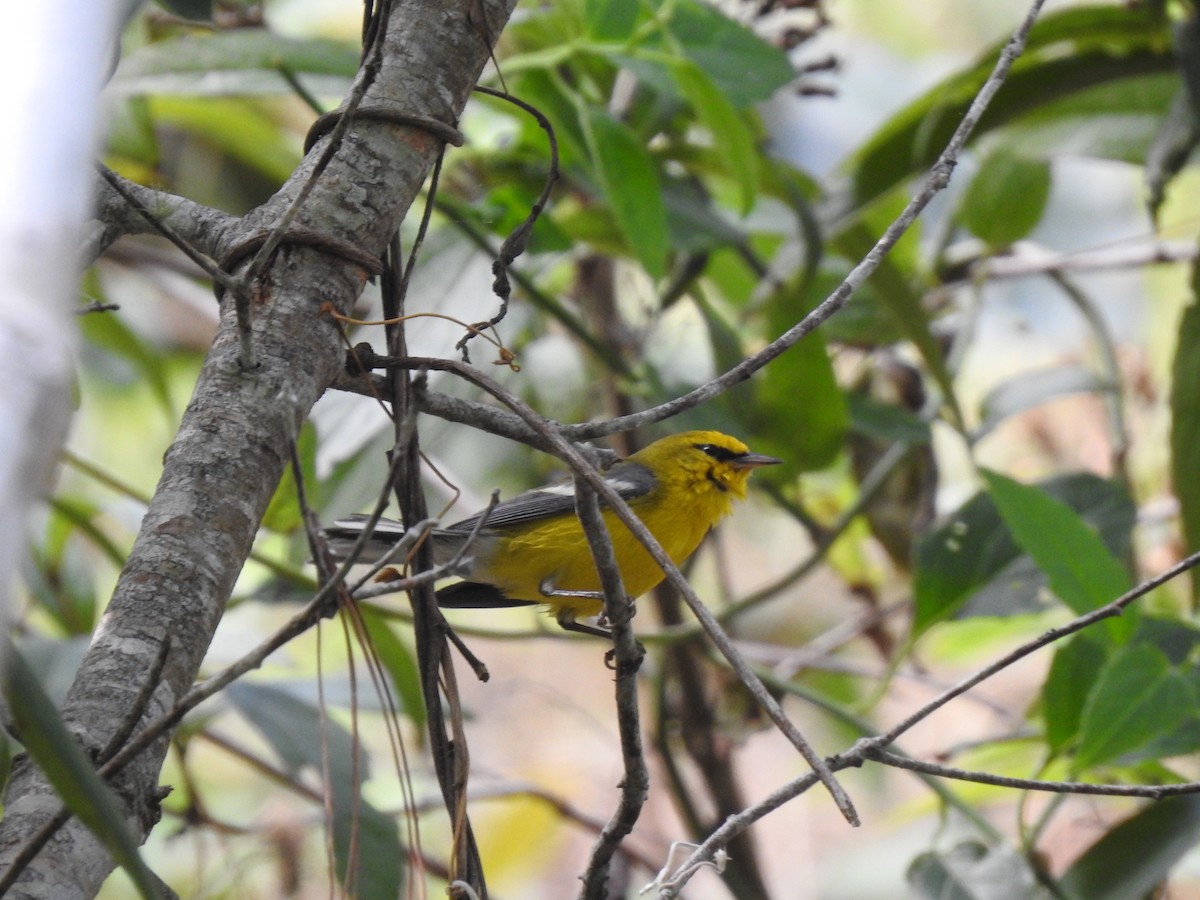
(0, 1, 518, 895)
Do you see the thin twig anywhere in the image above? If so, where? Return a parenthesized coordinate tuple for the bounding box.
(97, 167, 240, 296)
(459, 85, 561, 360)
(863, 750, 1200, 799)
(574, 480, 649, 900)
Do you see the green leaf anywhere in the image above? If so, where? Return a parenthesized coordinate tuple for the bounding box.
(105, 97, 160, 167)
(78, 285, 174, 422)
(111, 30, 359, 97)
(228, 681, 362, 774)
(834, 221, 962, 428)
(1059, 796, 1200, 900)
(805, 269, 904, 346)
(360, 608, 426, 731)
(669, 59, 759, 214)
(908, 841, 1049, 900)
(1134, 616, 1200, 665)
(148, 96, 302, 185)
(662, 179, 748, 251)
(658, 0, 794, 106)
(751, 332, 847, 473)
(982, 470, 1133, 640)
(1075, 644, 1197, 769)
(582, 108, 668, 278)
(960, 151, 1051, 247)
(716, 286, 847, 474)
(228, 682, 402, 897)
(507, 70, 589, 167)
(262, 423, 317, 534)
(847, 394, 932, 445)
(832, 4, 1173, 225)
(1042, 634, 1110, 752)
(1170, 302, 1200, 601)
(2, 644, 162, 899)
(49, 497, 127, 570)
(914, 474, 1135, 635)
(328, 776, 403, 899)
(584, 0, 640, 41)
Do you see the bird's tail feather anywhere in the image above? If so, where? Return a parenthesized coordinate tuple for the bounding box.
(436, 581, 535, 609)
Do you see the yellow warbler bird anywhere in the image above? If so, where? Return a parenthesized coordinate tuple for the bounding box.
(325, 430, 780, 634)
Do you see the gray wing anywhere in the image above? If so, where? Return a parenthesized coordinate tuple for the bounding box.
(446, 460, 657, 533)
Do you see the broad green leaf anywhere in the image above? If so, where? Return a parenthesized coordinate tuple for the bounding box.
(1042, 634, 1109, 752)
(1135, 616, 1200, 665)
(38, 497, 124, 633)
(847, 394, 932, 445)
(804, 269, 904, 346)
(506, 70, 589, 167)
(669, 59, 759, 214)
(914, 474, 1135, 635)
(582, 108, 668, 278)
(78, 283, 174, 422)
(111, 30, 359, 97)
(960, 151, 1051, 247)
(1075, 643, 1196, 769)
(982, 470, 1133, 641)
(908, 841, 1049, 900)
(975, 365, 1112, 442)
(48, 497, 126, 569)
(692, 284, 842, 473)
(1059, 796, 1200, 900)
(328, 776, 402, 899)
(1170, 302, 1200, 601)
(228, 681, 363, 774)
(228, 682, 402, 897)
(607, 53, 693, 141)
(2, 644, 161, 899)
(730, 289, 848, 474)
(661, 180, 748, 251)
(148, 96, 302, 185)
(694, 292, 745, 378)
(990, 70, 1176, 167)
(835, 222, 961, 427)
(360, 608, 426, 731)
(832, 5, 1173, 225)
(26, 545, 99, 637)
(106, 97, 160, 167)
(658, 0, 794, 106)
(584, 0, 640, 41)
(262, 423, 317, 534)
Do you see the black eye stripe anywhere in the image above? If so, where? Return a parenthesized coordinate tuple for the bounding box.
(695, 443, 740, 463)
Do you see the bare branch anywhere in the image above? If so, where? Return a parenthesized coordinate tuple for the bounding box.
(574, 480, 648, 900)
(90, 169, 236, 264)
(864, 750, 1200, 799)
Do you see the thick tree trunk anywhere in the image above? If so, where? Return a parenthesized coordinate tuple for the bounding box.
(0, 1, 516, 895)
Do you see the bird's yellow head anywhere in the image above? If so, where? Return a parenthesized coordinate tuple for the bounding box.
(629, 430, 781, 500)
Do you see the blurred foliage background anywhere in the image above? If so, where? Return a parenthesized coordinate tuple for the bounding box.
(19, 0, 1200, 896)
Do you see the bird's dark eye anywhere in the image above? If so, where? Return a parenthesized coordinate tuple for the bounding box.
(695, 443, 739, 462)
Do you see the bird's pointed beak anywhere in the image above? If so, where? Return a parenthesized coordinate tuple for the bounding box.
(732, 452, 782, 470)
